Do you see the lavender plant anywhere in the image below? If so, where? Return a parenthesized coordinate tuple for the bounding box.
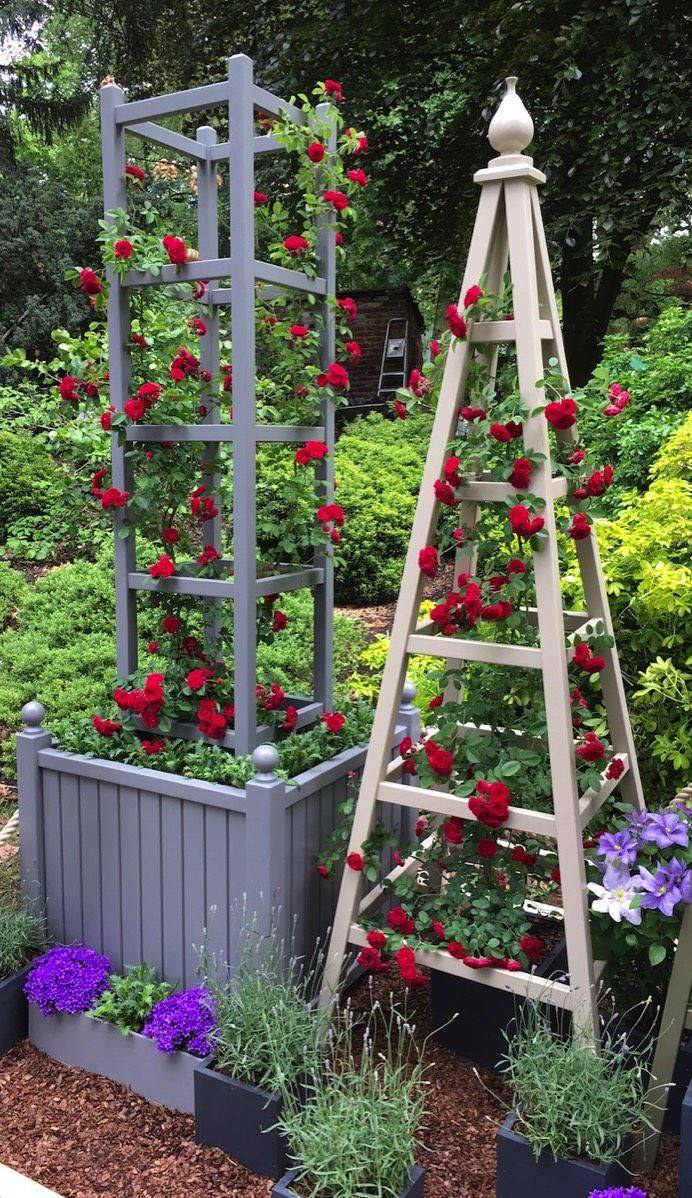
(24, 944, 111, 1016)
(278, 1002, 428, 1198)
(141, 986, 215, 1056)
(0, 906, 45, 980)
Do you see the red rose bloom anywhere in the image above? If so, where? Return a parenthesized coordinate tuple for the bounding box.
(290, 323, 309, 340)
(161, 615, 180, 633)
(463, 284, 484, 308)
(162, 527, 180, 546)
(317, 863, 330, 879)
(448, 941, 466, 959)
(508, 457, 534, 489)
(59, 376, 80, 403)
(295, 439, 328, 466)
(149, 554, 176, 579)
(92, 714, 122, 737)
(468, 780, 511, 829)
(316, 362, 349, 390)
(347, 851, 364, 872)
(459, 406, 486, 422)
(572, 642, 606, 672)
(272, 610, 288, 633)
(577, 731, 606, 761)
(568, 512, 591, 540)
(357, 945, 387, 972)
(141, 738, 165, 755)
(367, 930, 387, 949)
(387, 906, 415, 935)
(509, 504, 545, 538)
(198, 545, 221, 568)
(424, 739, 454, 778)
(446, 303, 467, 339)
(477, 837, 498, 859)
(125, 164, 146, 184)
(306, 141, 325, 163)
(443, 817, 464, 845)
(283, 234, 309, 256)
(324, 79, 344, 101)
(337, 296, 358, 322)
(545, 396, 578, 430)
(100, 486, 129, 509)
(418, 545, 438, 578)
(322, 711, 346, 733)
(253, 190, 268, 206)
(114, 239, 133, 259)
(196, 698, 227, 740)
(347, 168, 368, 187)
(519, 934, 543, 964)
(80, 268, 103, 295)
(162, 235, 187, 265)
(606, 757, 625, 780)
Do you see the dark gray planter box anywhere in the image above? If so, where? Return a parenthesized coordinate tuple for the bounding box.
(28, 1005, 203, 1113)
(273, 1163, 425, 1197)
(0, 964, 31, 1055)
(496, 1112, 630, 1197)
(194, 1062, 290, 1179)
(18, 717, 416, 991)
(681, 1078, 692, 1198)
(431, 936, 567, 1071)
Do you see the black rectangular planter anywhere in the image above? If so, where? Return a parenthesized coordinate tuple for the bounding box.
(496, 1113, 630, 1198)
(273, 1163, 425, 1197)
(431, 937, 567, 1071)
(680, 1078, 692, 1198)
(194, 1062, 289, 1180)
(0, 965, 31, 1056)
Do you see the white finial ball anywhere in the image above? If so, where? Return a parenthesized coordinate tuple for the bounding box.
(488, 77, 534, 155)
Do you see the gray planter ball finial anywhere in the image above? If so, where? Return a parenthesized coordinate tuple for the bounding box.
(21, 701, 46, 729)
(252, 743, 281, 781)
(401, 679, 417, 709)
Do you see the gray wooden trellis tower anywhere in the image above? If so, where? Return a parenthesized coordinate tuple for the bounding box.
(100, 53, 337, 755)
(320, 78, 646, 1042)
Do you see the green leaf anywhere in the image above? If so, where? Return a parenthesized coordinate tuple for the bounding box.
(648, 943, 667, 966)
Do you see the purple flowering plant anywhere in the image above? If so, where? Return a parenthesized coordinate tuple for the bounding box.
(142, 986, 216, 1056)
(588, 801, 691, 969)
(24, 944, 111, 1017)
(588, 1188, 647, 1198)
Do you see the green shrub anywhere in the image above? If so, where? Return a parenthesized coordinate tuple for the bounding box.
(651, 410, 692, 483)
(0, 430, 75, 550)
(580, 305, 692, 507)
(334, 413, 431, 604)
(563, 476, 692, 797)
(90, 963, 172, 1035)
(256, 590, 367, 700)
(0, 563, 28, 632)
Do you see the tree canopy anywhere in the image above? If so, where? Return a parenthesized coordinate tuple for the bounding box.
(2, 0, 690, 379)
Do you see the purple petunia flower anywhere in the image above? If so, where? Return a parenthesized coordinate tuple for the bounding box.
(24, 944, 111, 1017)
(142, 986, 216, 1056)
(597, 829, 638, 868)
(640, 811, 689, 851)
(638, 864, 682, 917)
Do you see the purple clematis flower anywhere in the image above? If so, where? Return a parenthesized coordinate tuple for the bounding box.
(597, 829, 638, 868)
(626, 810, 651, 841)
(638, 864, 682, 916)
(666, 857, 692, 905)
(640, 811, 689, 851)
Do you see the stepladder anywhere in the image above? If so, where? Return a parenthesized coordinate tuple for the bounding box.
(320, 78, 645, 1041)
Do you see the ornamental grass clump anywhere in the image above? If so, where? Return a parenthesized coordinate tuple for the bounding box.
(90, 962, 172, 1035)
(0, 906, 45, 980)
(24, 944, 111, 1016)
(205, 914, 327, 1093)
(141, 986, 215, 1056)
(278, 1002, 428, 1198)
(500, 1001, 653, 1164)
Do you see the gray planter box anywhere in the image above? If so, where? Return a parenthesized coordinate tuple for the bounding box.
(18, 705, 417, 990)
(194, 1062, 290, 1179)
(496, 1113, 630, 1197)
(273, 1164, 425, 1197)
(28, 1005, 203, 1113)
(0, 964, 31, 1055)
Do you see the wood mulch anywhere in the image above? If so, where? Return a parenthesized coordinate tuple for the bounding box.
(0, 971, 680, 1197)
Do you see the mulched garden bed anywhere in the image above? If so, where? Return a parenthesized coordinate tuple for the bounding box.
(0, 971, 680, 1197)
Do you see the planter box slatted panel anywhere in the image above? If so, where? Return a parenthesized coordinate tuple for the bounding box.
(20, 705, 418, 987)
